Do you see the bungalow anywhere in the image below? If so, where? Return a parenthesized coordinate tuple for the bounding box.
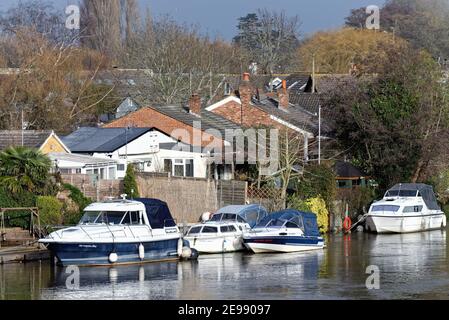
(61, 127, 210, 179)
(0, 130, 70, 154)
(103, 96, 245, 180)
(334, 161, 370, 189)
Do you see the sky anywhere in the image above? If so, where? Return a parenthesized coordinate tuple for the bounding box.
(0, 0, 386, 40)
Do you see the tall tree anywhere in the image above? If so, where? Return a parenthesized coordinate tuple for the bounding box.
(233, 9, 301, 74)
(326, 45, 449, 190)
(345, 0, 449, 59)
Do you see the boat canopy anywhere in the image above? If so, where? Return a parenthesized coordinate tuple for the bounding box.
(386, 184, 440, 210)
(255, 209, 321, 237)
(135, 198, 176, 228)
(214, 204, 268, 227)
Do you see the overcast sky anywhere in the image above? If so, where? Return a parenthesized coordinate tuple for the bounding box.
(0, 0, 386, 40)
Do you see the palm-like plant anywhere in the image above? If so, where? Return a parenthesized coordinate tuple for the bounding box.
(0, 146, 52, 195)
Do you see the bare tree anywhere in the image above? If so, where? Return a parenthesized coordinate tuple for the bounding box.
(234, 9, 301, 74)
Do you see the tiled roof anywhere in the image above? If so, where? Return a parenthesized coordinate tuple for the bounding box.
(0, 130, 53, 150)
(149, 105, 242, 141)
(62, 127, 152, 153)
(334, 161, 366, 178)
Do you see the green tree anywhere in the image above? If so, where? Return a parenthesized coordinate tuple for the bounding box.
(0, 146, 52, 195)
(123, 164, 140, 199)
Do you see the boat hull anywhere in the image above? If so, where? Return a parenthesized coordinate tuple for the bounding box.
(243, 236, 325, 253)
(185, 235, 245, 254)
(366, 213, 446, 234)
(45, 238, 180, 266)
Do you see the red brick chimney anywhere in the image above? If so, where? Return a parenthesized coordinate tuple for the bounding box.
(278, 79, 289, 109)
(239, 72, 252, 111)
(189, 92, 201, 116)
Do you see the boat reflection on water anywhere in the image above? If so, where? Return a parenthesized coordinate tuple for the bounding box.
(176, 250, 325, 299)
(42, 262, 182, 300)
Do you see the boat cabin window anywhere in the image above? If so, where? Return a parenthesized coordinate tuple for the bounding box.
(210, 214, 222, 222)
(371, 205, 400, 212)
(122, 211, 141, 225)
(222, 213, 237, 221)
(403, 205, 423, 213)
(202, 226, 218, 233)
(79, 211, 100, 224)
(188, 226, 203, 235)
(285, 221, 300, 228)
(385, 190, 418, 197)
(79, 211, 139, 225)
(220, 225, 237, 233)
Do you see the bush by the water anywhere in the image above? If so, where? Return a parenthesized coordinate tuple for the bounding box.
(289, 195, 329, 234)
(36, 196, 63, 226)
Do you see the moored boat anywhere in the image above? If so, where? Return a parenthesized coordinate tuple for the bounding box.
(243, 209, 325, 253)
(39, 197, 182, 266)
(184, 204, 268, 254)
(365, 183, 447, 234)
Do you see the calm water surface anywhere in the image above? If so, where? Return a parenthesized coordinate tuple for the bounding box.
(1, 231, 449, 300)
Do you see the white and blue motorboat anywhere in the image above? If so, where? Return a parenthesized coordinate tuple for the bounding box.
(39, 198, 182, 266)
(243, 209, 325, 253)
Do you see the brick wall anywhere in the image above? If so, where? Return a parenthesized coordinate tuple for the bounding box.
(61, 174, 123, 201)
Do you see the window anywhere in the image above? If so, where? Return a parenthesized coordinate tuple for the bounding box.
(210, 214, 222, 221)
(117, 164, 125, 171)
(403, 206, 423, 213)
(371, 205, 400, 212)
(202, 226, 218, 233)
(285, 221, 299, 228)
(185, 159, 194, 177)
(188, 226, 202, 235)
(79, 211, 126, 224)
(385, 190, 417, 197)
(228, 225, 237, 232)
(220, 226, 229, 233)
(222, 213, 236, 221)
(237, 216, 246, 223)
(164, 159, 172, 174)
(122, 211, 141, 225)
(164, 159, 194, 177)
(174, 159, 184, 176)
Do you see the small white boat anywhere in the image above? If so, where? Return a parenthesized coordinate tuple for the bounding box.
(184, 221, 248, 253)
(39, 198, 182, 266)
(243, 210, 325, 253)
(365, 183, 447, 233)
(184, 204, 268, 254)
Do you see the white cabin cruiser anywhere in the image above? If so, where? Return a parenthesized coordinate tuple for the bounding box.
(243, 210, 325, 253)
(184, 221, 248, 253)
(365, 183, 447, 233)
(184, 205, 268, 254)
(39, 198, 182, 266)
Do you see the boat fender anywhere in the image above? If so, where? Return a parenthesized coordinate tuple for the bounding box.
(109, 252, 118, 263)
(177, 238, 184, 256)
(183, 239, 190, 248)
(190, 248, 199, 260)
(232, 238, 241, 247)
(138, 244, 145, 260)
(181, 247, 192, 259)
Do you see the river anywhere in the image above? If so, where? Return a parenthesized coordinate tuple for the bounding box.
(1, 230, 449, 300)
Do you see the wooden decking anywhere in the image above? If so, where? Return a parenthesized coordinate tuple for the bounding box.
(0, 245, 50, 264)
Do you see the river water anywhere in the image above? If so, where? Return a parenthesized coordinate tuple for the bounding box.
(1, 230, 449, 300)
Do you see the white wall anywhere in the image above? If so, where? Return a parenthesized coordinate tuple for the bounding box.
(92, 130, 209, 179)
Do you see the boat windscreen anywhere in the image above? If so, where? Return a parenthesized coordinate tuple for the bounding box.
(385, 190, 417, 197)
(79, 211, 126, 225)
(371, 205, 400, 212)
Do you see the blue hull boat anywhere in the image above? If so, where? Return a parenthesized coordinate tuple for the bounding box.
(40, 198, 182, 266)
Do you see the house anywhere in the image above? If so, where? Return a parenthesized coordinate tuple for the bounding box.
(103, 95, 246, 180)
(204, 73, 333, 162)
(0, 130, 70, 154)
(61, 127, 210, 179)
(49, 152, 118, 179)
(334, 161, 370, 189)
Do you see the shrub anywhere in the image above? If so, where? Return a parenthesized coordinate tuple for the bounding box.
(36, 196, 63, 226)
(296, 164, 336, 210)
(62, 184, 92, 225)
(123, 164, 140, 198)
(288, 195, 329, 233)
(0, 187, 37, 228)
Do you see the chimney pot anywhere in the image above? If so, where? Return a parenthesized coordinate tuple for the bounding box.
(282, 79, 287, 89)
(189, 93, 201, 116)
(278, 81, 289, 110)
